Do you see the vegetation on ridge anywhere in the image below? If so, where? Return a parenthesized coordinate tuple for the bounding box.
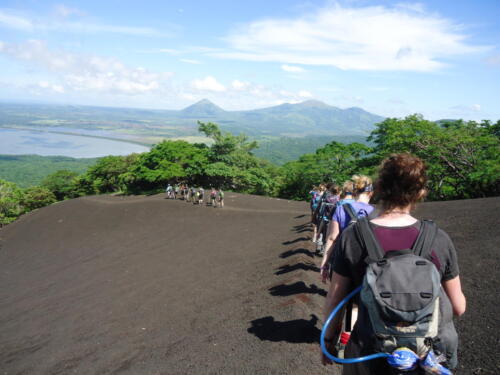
(1, 115, 499, 226)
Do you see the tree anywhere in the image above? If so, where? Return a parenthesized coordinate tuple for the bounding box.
(198, 122, 280, 195)
(279, 141, 371, 200)
(41, 170, 80, 200)
(0, 179, 24, 225)
(78, 154, 139, 194)
(369, 115, 500, 200)
(21, 186, 56, 211)
(198, 121, 258, 162)
(122, 140, 209, 193)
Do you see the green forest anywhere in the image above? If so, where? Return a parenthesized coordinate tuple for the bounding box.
(0, 155, 98, 188)
(1, 115, 499, 225)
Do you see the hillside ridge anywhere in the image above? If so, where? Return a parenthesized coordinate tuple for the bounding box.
(0, 194, 498, 373)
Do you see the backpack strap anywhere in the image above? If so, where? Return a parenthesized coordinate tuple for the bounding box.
(343, 203, 358, 223)
(354, 217, 385, 262)
(411, 220, 438, 259)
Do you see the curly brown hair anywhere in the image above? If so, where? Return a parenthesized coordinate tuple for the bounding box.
(374, 153, 427, 210)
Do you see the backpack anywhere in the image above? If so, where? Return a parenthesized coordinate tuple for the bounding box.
(354, 217, 458, 365)
(311, 192, 322, 209)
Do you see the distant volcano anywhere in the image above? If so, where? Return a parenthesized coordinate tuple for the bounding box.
(181, 99, 225, 117)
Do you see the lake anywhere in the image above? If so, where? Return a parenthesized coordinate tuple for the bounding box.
(0, 128, 150, 158)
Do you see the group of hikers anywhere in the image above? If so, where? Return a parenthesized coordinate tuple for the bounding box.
(310, 153, 466, 375)
(165, 184, 224, 208)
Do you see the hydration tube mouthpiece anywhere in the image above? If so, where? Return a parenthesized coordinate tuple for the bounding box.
(387, 348, 419, 371)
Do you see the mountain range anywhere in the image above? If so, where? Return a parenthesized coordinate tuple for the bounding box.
(0, 99, 385, 138)
(176, 99, 384, 136)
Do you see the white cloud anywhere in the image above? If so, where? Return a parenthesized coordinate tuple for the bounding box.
(38, 81, 65, 93)
(180, 58, 202, 64)
(281, 64, 305, 73)
(231, 80, 250, 91)
(450, 104, 481, 113)
(46, 22, 170, 37)
(54, 4, 86, 18)
(298, 90, 313, 98)
(214, 3, 488, 72)
(0, 40, 172, 95)
(395, 2, 426, 13)
(191, 76, 226, 92)
(0, 9, 173, 37)
(0, 10, 33, 31)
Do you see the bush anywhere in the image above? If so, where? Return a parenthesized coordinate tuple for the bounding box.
(21, 186, 56, 211)
(0, 179, 24, 225)
(41, 170, 80, 200)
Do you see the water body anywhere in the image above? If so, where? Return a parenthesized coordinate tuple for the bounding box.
(0, 128, 150, 158)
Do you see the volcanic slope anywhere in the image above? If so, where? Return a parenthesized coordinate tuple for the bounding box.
(0, 194, 498, 374)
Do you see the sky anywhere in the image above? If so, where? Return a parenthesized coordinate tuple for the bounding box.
(0, 0, 499, 120)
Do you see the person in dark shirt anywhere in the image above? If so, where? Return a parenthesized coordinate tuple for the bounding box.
(321, 153, 466, 374)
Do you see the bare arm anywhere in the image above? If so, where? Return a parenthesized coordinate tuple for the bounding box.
(320, 221, 340, 281)
(442, 276, 466, 316)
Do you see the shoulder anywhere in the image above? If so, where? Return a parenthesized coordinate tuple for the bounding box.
(354, 201, 373, 210)
(431, 225, 455, 251)
(333, 204, 346, 218)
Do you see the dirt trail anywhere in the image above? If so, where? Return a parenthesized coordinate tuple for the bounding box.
(0, 194, 498, 374)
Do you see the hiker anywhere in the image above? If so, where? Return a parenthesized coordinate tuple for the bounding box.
(311, 184, 326, 243)
(309, 186, 319, 218)
(198, 187, 204, 205)
(174, 184, 179, 199)
(181, 184, 187, 200)
(217, 189, 224, 208)
(166, 184, 173, 199)
(193, 188, 199, 204)
(210, 188, 217, 207)
(320, 176, 374, 282)
(315, 183, 340, 254)
(190, 187, 196, 203)
(321, 153, 466, 374)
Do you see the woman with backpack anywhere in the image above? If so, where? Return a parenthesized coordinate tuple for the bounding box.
(320, 176, 374, 283)
(210, 188, 217, 207)
(321, 153, 466, 374)
(217, 189, 224, 208)
(315, 183, 341, 254)
(311, 184, 326, 243)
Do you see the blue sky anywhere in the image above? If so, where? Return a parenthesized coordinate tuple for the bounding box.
(0, 0, 499, 120)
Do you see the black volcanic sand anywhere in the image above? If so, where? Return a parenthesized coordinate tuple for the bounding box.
(0, 194, 498, 374)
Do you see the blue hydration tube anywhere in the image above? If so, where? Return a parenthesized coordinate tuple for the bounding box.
(320, 285, 390, 363)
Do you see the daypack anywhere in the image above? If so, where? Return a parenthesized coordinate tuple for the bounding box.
(354, 217, 458, 366)
(311, 192, 322, 209)
(322, 194, 339, 220)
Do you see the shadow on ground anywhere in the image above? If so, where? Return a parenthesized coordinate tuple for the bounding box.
(247, 315, 321, 344)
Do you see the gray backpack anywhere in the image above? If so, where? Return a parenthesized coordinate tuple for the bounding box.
(354, 217, 458, 366)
